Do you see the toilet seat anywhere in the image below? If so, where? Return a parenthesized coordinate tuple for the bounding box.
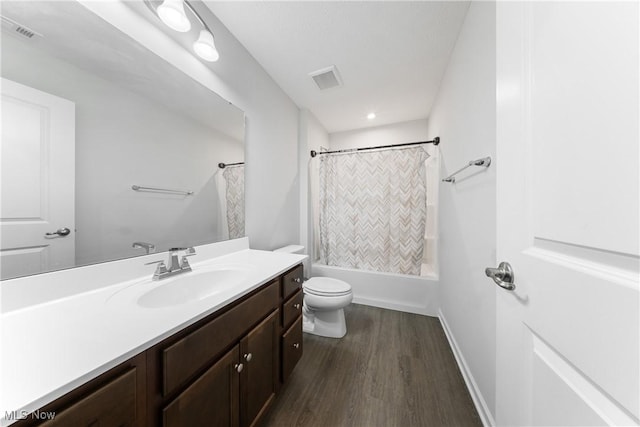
(303, 277, 352, 297)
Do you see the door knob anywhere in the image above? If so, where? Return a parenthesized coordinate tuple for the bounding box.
(243, 353, 252, 362)
(45, 227, 71, 237)
(485, 262, 515, 290)
(234, 363, 244, 373)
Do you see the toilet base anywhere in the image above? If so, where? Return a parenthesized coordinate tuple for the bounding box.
(303, 307, 347, 338)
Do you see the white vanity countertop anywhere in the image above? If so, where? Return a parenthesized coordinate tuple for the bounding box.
(0, 246, 305, 426)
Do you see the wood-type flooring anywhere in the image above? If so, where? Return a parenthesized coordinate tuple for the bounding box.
(262, 304, 483, 427)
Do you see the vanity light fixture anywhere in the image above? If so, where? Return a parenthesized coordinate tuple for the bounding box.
(193, 29, 219, 62)
(150, 0, 219, 62)
(156, 0, 191, 32)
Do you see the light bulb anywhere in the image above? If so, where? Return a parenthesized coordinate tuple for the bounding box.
(157, 0, 191, 32)
(367, 112, 376, 120)
(193, 30, 219, 62)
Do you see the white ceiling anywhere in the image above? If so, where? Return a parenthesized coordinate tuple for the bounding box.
(204, 1, 470, 134)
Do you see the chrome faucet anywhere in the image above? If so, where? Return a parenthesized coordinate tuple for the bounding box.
(147, 247, 196, 280)
(133, 241, 156, 254)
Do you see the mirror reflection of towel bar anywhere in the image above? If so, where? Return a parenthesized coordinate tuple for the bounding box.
(442, 156, 491, 183)
(131, 185, 193, 195)
(218, 162, 244, 169)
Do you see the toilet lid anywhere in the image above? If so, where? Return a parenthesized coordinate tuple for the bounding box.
(303, 277, 352, 296)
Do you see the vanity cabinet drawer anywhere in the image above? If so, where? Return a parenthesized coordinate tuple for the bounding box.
(163, 279, 279, 396)
(40, 368, 137, 427)
(281, 316, 303, 383)
(282, 265, 303, 300)
(282, 289, 303, 330)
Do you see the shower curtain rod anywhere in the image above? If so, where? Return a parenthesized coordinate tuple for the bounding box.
(309, 137, 439, 158)
(218, 162, 245, 168)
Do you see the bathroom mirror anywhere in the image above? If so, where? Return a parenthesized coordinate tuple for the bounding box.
(0, 1, 245, 280)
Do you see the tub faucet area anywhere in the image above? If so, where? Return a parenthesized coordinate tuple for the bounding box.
(148, 247, 196, 280)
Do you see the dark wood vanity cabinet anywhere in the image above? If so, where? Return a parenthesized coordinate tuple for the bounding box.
(162, 309, 280, 427)
(40, 368, 138, 427)
(163, 346, 240, 427)
(157, 278, 280, 427)
(282, 265, 304, 302)
(282, 316, 304, 383)
(280, 265, 304, 384)
(14, 353, 146, 427)
(282, 289, 303, 330)
(13, 264, 303, 427)
(240, 310, 279, 427)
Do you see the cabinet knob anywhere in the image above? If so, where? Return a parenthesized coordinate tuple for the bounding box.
(293, 343, 300, 349)
(293, 303, 301, 310)
(293, 277, 301, 283)
(234, 363, 244, 373)
(243, 353, 252, 362)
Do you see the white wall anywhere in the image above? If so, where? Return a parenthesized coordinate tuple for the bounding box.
(329, 119, 428, 150)
(81, 1, 301, 251)
(425, 2, 496, 425)
(2, 35, 242, 266)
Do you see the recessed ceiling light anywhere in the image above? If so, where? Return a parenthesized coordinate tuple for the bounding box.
(367, 113, 376, 120)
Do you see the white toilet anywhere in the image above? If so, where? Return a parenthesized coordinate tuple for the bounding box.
(274, 245, 353, 338)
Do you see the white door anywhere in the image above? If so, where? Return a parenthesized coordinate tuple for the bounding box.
(1, 78, 75, 280)
(495, 2, 639, 426)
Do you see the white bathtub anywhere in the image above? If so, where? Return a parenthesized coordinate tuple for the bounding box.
(311, 263, 439, 316)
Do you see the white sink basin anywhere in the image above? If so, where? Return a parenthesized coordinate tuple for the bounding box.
(138, 269, 248, 308)
(107, 265, 251, 309)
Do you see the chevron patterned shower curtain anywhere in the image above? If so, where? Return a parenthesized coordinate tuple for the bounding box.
(318, 147, 429, 275)
(223, 166, 245, 239)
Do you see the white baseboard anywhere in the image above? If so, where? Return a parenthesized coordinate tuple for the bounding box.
(352, 296, 433, 316)
(439, 309, 496, 427)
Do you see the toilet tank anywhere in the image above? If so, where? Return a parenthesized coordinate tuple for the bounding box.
(273, 245, 305, 254)
(273, 245, 308, 276)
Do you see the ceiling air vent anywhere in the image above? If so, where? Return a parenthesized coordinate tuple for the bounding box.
(1, 15, 42, 40)
(309, 65, 343, 91)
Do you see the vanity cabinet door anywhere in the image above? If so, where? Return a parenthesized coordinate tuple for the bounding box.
(240, 310, 279, 427)
(40, 368, 137, 427)
(163, 346, 240, 427)
(281, 316, 303, 383)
